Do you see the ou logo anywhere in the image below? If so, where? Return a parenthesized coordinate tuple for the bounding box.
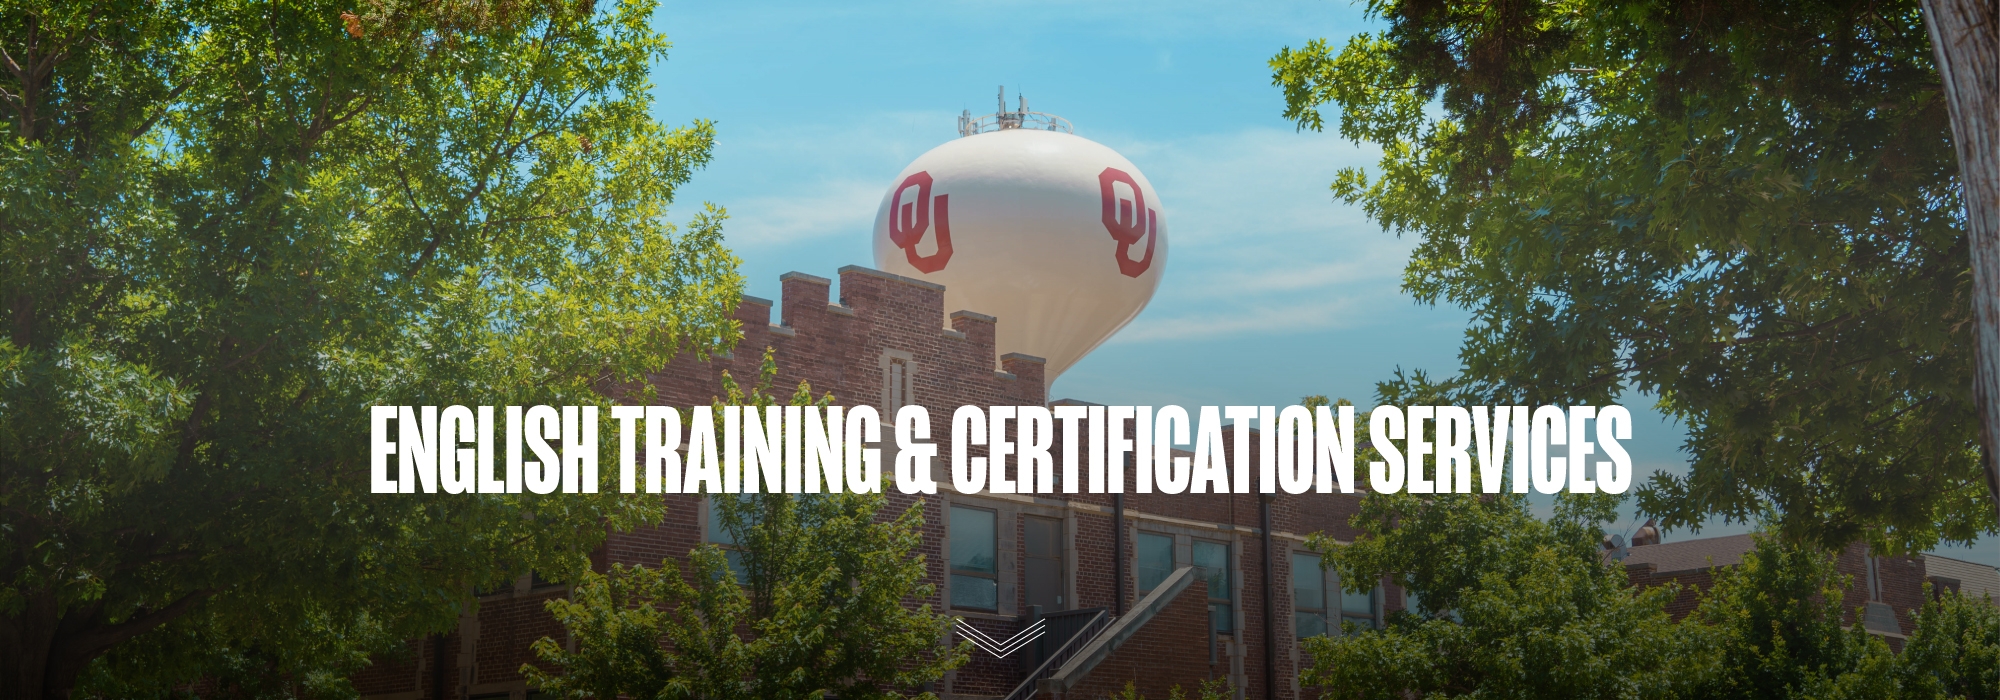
(1098, 167, 1157, 278)
(888, 171, 953, 273)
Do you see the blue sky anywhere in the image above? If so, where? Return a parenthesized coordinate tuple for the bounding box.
(642, 0, 1996, 566)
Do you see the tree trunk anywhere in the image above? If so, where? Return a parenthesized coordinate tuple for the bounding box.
(0, 593, 60, 700)
(1920, 0, 2000, 535)
(2, 588, 211, 699)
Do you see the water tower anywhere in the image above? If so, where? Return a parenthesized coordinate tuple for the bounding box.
(871, 89, 1168, 387)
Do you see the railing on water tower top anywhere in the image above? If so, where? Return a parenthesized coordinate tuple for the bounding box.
(959, 86, 1075, 137)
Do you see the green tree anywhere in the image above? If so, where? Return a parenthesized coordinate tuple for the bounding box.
(0, 0, 738, 696)
(1898, 587, 2000, 700)
(1105, 678, 1233, 700)
(524, 355, 967, 699)
(1292, 491, 1998, 700)
(1682, 534, 1898, 700)
(1271, 0, 1995, 553)
(1299, 492, 1703, 699)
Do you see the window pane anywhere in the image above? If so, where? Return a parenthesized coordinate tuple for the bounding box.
(709, 496, 753, 583)
(708, 495, 748, 546)
(1341, 580, 1376, 617)
(950, 506, 996, 574)
(724, 549, 748, 584)
(953, 574, 998, 611)
(1137, 533, 1174, 591)
(1210, 603, 1233, 633)
(1193, 540, 1230, 603)
(1291, 553, 1324, 612)
(1295, 611, 1327, 638)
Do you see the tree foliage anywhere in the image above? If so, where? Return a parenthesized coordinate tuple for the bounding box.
(1106, 678, 1233, 700)
(1299, 494, 2000, 700)
(525, 355, 966, 700)
(1272, 0, 1991, 553)
(1683, 534, 1896, 699)
(1897, 585, 2000, 700)
(0, 0, 739, 696)
(1301, 493, 1698, 699)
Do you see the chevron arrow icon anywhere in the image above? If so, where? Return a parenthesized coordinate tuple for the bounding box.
(954, 618, 1046, 658)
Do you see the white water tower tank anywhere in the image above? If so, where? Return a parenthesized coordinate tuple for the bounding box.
(871, 92, 1167, 386)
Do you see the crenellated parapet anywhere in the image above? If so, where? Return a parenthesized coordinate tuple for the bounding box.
(643, 265, 1045, 413)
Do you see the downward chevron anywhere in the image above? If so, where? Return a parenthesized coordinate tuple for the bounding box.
(954, 618, 1047, 658)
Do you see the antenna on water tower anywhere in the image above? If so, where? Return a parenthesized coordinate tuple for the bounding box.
(958, 85, 1075, 137)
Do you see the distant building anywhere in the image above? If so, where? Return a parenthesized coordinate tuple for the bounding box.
(1924, 553, 2000, 602)
(1619, 533, 2000, 649)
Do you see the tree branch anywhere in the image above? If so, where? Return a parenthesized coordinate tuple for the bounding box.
(58, 589, 214, 660)
(125, 79, 194, 143)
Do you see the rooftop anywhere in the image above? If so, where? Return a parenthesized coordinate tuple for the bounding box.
(1922, 553, 2000, 602)
(1622, 533, 1758, 574)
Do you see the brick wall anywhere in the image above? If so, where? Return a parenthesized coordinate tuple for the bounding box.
(358, 266, 1375, 700)
(351, 639, 421, 697)
(1061, 579, 1215, 700)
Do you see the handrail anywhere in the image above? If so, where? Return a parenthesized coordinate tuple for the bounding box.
(1022, 607, 1109, 674)
(1038, 566, 1198, 697)
(1002, 609, 1109, 700)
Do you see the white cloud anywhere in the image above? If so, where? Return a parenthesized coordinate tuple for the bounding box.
(1077, 127, 1424, 342)
(674, 112, 957, 249)
(720, 179, 883, 246)
(1115, 297, 1364, 343)
(1111, 127, 1383, 246)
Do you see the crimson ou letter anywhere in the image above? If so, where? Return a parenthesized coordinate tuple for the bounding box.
(888, 171, 953, 273)
(1098, 167, 1157, 278)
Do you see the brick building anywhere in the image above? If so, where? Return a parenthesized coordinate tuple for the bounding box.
(350, 264, 2000, 700)
(1618, 533, 2000, 649)
(352, 265, 1396, 700)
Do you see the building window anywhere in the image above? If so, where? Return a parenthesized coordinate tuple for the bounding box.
(708, 495, 751, 582)
(473, 577, 510, 597)
(1136, 532, 1174, 592)
(951, 505, 999, 611)
(881, 352, 915, 416)
(1293, 552, 1327, 638)
(1865, 554, 1883, 601)
(1193, 539, 1233, 633)
(1340, 573, 1379, 630)
(1024, 515, 1065, 610)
